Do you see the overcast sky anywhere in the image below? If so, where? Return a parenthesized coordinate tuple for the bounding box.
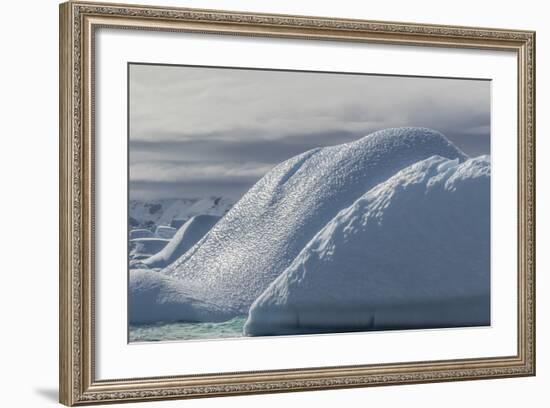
(129, 63, 490, 200)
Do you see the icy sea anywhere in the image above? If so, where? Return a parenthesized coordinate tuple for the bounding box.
(129, 316, 247, 342)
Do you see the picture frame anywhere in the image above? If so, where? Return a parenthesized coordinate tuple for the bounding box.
(59, 1, 536, 405)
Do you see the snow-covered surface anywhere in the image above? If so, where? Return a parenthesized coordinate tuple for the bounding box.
(155, 225, 177, 239)
(141, 215, 221, 269)
(148, 128, 468, 322)
(129, 237, 170, 260)
(129, 269, 233, 324)
(129, 197, 233, 230)
(244, 155, 490, 336)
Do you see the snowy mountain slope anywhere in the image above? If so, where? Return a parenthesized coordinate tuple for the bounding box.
(141, 215, 221, 269)
(151, 128, 468, 322)
(129, 197, 233, 230)
(244, 155, 490, 336)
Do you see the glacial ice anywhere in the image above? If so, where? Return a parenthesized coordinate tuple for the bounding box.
(142, 215, 221, 269)
(129, 269, 235, 324)
(129, 237, 170, 261)
(152, 128, 469, 321)
(243, 155, 490, 336)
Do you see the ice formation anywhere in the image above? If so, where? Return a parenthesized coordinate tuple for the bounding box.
(129, 269, 232, 324)
(129, 237, 170, 261)
(138, 128, 470, 322)
(142, 215, 221, 269)
(244, 155, 490, 336)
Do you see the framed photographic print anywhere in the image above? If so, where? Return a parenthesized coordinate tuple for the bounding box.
(59, 1, 536, 405)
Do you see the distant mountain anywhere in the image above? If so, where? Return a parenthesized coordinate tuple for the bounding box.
(129, 196, 233, 230)
(129, 128, 470, 324)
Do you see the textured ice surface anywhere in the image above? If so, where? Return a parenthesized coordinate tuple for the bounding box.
(244, 155, 490, 336)
(153, 128, 468, 321)
(141, 215, 221, 269)
(129, 269, 234, 324)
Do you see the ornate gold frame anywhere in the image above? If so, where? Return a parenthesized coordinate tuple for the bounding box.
(59, 1, 536, 405)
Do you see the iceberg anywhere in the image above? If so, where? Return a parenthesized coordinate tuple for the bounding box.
(129, 269, 234, 324)
(151, 128, 468, 322)
(244, 155, 490, 336)
(141, 215, 221, 269)
(129, 237, 169, 260)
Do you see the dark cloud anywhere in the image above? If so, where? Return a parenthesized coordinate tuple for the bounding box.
(129, 64, 490, 199)
(130, 179, 257, 200)
(129, 129, 363, 166)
